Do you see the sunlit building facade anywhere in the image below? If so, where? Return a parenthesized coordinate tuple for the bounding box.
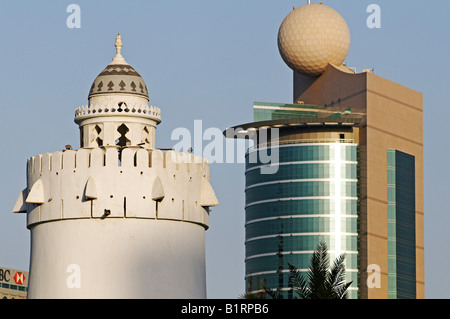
(231, 103, 361, 298)
(245, 139, 360, 298)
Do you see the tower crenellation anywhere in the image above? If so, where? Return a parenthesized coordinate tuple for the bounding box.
(17, 147, 215, 229)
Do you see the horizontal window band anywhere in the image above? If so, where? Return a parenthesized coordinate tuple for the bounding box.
(246, 178, 358, 190)
(246, 196, 359, 208)
(246, 214, 358, 226)
(246, 143, 358, 155)
(245, 232, 359, 243)
(246, 250, 359, 261)
(245, 268, 360, 279)
(246, 160, 358, 173)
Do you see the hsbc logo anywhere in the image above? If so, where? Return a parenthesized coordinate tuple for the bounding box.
(0, 268, 27, 286)
(13, 272, 26, 285)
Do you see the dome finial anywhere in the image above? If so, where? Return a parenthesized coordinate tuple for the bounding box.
(111, 33, 128, 65)
(115, 34, 123, 57)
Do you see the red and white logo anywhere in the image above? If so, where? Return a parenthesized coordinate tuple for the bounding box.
(13, 272, 25, 285)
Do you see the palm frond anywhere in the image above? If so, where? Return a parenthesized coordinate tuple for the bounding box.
(326, 253, 348, 297)
(288, 263, 309, 299)
(307, 241, 332, 299)
(324, 249, 353, 299)
(252, 241, 353, 300)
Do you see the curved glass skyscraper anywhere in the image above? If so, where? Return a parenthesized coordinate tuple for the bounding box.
(223, 102, 363, 298)
(245, 141, 359, 299)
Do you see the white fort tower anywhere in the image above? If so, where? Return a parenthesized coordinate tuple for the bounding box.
(13, 35, 218, 299)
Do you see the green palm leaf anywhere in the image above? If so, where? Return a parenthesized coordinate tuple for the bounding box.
(252, 241, 353, 299)
(289, 241, 353, 299)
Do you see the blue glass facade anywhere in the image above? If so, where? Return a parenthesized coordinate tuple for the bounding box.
(245, 143, 359, 299)
(387, 150, 416, 299)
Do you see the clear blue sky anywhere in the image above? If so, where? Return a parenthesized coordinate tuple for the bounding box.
(0, 0, 448, 299)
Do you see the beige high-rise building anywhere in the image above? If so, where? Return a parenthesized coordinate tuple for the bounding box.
(226, 3, 423, 299)
(294, 63, 424, 299)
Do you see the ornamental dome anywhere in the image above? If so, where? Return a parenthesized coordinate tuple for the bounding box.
(75, 34, 161, 150)
(88, 34, 149, 101)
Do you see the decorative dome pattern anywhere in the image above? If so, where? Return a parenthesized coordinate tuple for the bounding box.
(278, 3, 351, 77)
(88, 34, 149, 101)
(88, 64, 149, 100)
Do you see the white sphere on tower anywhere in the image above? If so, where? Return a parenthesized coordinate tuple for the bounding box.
(278, 3, 351, 77)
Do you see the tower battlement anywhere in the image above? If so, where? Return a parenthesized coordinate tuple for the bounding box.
(14, 147, 218, 230)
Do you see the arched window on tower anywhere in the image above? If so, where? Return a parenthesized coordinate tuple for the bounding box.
(116, 124, 131, 147)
